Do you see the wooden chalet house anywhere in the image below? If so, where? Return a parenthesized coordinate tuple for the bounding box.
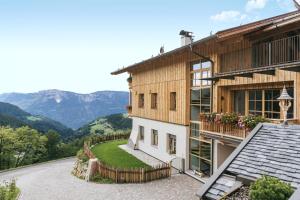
(112, 10, 300, 180)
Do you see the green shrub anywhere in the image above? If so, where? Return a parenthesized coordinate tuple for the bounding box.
(220, 113, 239, 125)
(90, 173, 114, 184)
(250, 176, 294, 200)
(0, 180, 19, 200)
(76, 149, 89, 162)
(243, 115, 268, 129)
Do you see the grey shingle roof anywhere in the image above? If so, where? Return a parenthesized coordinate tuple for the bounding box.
(198, 123, 300, 200)
(205, 174, 242, 200)
(227, 124, 300, 188)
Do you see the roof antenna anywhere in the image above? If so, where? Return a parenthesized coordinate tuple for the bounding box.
(293, 0, 300, 10)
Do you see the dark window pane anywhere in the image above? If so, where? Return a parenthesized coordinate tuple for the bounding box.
(273, 101, 280, 112)
(256, 91, 262, 100)
(200, 159, 211, 176)
(201, 106, 211, 113)
(287, 88, 294, 97)
(249, 101, 255, 110)
(191, 89, 200, 104)
(249, 91, 255, 100)
(256, 101, 262, 111)
(200, 141, 211, 160)
(265, 101, 272, 111)
(191, 105, 200, 121)
(273, 90, 280, 99)
(190, 155, 200, 171)
(190, 139, 200, 156)
(265, 112, 272, 118)
(273, 113, 280, 119)
(265, 90, 272, 100)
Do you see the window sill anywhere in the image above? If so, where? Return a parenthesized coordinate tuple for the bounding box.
(151, 144, 158, 148)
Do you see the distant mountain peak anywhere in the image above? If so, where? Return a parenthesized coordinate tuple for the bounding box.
(0, 90, 129, 129)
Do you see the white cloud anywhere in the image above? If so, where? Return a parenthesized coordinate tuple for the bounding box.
(210, 11, 247, 22)
(246, 0, 268, 12)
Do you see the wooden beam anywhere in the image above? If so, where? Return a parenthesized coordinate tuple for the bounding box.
(219, 76, 235, 80)
(235, 73, 253, 78)
(280, 66, 300, 72)
(253, 70, 276, 76)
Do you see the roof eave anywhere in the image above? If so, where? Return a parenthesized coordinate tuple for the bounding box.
(111, 34, 217, 75)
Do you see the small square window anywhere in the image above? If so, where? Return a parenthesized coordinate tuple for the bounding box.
(168, 134, 176, 155)
(138, 93, 144, 108)
(170, 92, 176, 111)
(151, 129, 158, 146)
(138, 126, 144, 141)
(151, 93, 158, 109)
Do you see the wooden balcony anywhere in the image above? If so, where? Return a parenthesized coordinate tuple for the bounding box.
(200, 121, 249, 141)
(199, 114, 251, 141)
(204, 34, 300, 81)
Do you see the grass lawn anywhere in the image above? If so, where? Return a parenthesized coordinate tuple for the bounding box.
(91, 140, 150, 169)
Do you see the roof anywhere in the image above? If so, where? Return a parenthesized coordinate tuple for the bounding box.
(111, 10, 300, 75)
(216, 10, 300, 39)
(111, 35, 216, 75)
(197, 123, 300, 200)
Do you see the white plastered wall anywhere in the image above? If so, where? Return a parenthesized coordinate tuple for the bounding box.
(130, 116, 189, 171)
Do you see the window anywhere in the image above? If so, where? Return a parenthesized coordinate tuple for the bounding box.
(151, 129, 158, 146)
(189, 137, 212, 176)
(247, 88, 294, 119)
(191, 61, 212, 87)
(190, 88, 211, 121)
(170, 92, 176, 111)
(138, 93, 144, 108)
(151, 93, 158, 109)
(168, 134, 176, 154)
(190, 122, 200, 138)
(138, 126, 144, 141)
(265, 89, 280, 119)
(249, 90, 262, 116)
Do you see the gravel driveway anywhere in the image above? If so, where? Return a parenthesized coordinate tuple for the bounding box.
(0, 158, 202, 200)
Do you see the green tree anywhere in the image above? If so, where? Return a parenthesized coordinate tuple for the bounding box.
(0, 127, 17, 170)
(14, 126, 47, 167)
(45, 130, 61, 159)
(250, 176, 294, 200)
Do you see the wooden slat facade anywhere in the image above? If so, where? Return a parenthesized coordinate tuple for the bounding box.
(130, 52, 190, 125)
(125, 22, 300, 126)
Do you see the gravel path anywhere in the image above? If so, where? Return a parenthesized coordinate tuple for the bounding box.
(0, 158, 202, 200)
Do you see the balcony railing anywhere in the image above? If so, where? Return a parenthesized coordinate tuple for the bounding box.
(220, 34, 300, 73)
(199, 113, 254, 140)
(199, 121, 249, 140)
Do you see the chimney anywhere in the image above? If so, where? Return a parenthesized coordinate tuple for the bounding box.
(179, 30, 193, 46)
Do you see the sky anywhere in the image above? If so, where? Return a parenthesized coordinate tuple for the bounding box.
(0, 0, 297, 94)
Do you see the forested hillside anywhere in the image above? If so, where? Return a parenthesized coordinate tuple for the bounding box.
(0, 102, 74, 138)
(76, 113, 132, 137)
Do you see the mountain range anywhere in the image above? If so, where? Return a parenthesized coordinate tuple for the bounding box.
(0, 102, 74, 138)
(0, 90, 129, 129)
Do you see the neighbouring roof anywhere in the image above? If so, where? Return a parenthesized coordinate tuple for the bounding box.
(197, 123, 300, 200)
(111, 10, 300, 75)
